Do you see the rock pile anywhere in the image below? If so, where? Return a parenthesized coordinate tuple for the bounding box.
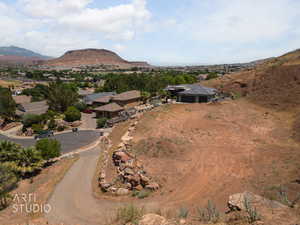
(98, 120, 159, 196)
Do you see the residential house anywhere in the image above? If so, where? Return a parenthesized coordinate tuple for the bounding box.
(111, 90, 141, 108)
(165, 84, 217, 103)
(16, 101, 49, 116)
(83, 92, 116, 106)
(93, 103, 124, 119)
(13, 95, 32, 104)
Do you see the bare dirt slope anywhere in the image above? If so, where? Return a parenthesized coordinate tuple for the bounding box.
(130, 101, 300, 215)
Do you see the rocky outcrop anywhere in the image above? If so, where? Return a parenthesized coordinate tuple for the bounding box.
(42, 48, 151, 68)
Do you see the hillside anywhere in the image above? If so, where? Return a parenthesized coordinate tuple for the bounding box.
(203, 48, 300, 111)
(0, 46, 51, 66)
(0, 46, 50, 59)
(42, 48, 151, 68)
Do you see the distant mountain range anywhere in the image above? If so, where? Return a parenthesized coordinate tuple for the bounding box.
(0, 46, 51, 59)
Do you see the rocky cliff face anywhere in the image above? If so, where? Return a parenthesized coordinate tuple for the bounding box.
(42, 48, 150, 68)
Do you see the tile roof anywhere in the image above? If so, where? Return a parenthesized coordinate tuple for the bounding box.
(94, 103, 124, 112)
(84, 92, 116, 104)
(16, 101, 48, 116)
(166, 84, 217, 96)
(112, 90, 141, 101)
(13, 95, 32, 104)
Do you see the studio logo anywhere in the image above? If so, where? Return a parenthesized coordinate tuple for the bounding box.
(12, 193, 52, 214)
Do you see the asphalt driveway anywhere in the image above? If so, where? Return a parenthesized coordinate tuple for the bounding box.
(0, 130, 100, 154)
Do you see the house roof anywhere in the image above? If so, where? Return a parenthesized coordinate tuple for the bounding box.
(94, 103, 124, 112)
(166, 84, 217, 96)
(93, 95, 112, 104)
(84, 92, 116, 104)
(112, 90, 141, 101)
(16, 101, 48, 116)
(78, 88, 94, 96)
(13, 95, 31, 104)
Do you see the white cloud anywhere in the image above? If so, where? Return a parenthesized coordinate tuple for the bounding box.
(19, 0, 151, 41)
(183, 0, 300, 44)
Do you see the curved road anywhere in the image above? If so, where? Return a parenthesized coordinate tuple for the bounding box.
(0, 130, 100, 154)
(46, 147, 158, 225)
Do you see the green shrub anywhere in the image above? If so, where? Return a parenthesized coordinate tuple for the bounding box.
(22, 114, 43, 128)
(243, 197, 261, 223)
(57, 125, 65, 132)
(35, 139, 61, 160)
(32, 124, 44, 134)
(48, 118, 56, 130)
(116, 204, 144, 224)
(74, 102, 87, 112)
(64, 106, 81, 122)
(97, 117, 107, 128)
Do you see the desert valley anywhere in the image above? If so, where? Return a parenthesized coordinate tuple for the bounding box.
(0, 1, 300, 225)
(0, 44, 299, 225)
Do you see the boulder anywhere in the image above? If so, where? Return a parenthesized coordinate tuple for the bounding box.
(138, 214, 167, 225)
(228, 191, 287, 211)
(139, 174, 150, 185)
(71, 121, 81, 127)
(116, 188, 130, 196)
(100, 182, 111, 192)
(113, 151, 131, 163)
(124, 168, 135, 175)
(145, 182, 159, 191)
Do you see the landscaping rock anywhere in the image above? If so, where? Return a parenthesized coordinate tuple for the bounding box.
(145, 182, 159, 191)
(124, 168, 135, 175)
(138, 214, 167, 225)
(116, 188, 130, 196)
(228, 191, 287, 211)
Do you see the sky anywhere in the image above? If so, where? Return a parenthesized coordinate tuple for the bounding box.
(0, 0, 300, 65)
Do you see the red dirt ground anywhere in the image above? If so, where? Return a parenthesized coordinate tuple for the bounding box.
(130, 100, 300, 218)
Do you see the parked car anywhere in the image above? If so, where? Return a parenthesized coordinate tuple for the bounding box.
(83, 109, 93, 114)
(34, 130, 54, 140)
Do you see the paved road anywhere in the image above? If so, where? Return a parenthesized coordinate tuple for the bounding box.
(0, 130, 100, 154)
(46, 147, 158, 225)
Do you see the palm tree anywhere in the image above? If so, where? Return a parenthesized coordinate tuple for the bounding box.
(0, 141, 21, 162)
(16, 147, 43, 176)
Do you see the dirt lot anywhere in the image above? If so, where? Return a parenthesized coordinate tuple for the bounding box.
(127, 100, 300, 215)
(0, 156, 78, 225)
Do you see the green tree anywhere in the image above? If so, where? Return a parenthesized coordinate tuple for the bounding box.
(0, 87, 16, 122)
(35, 139, 61, 160)
(64, 106, 81, 122)
(0, 141, 21, 162)
(0, 141, 43, 176)
(22, 114, 44, 128)
(47, 82, 79, 112)
(48, 118, 56, 130)
(14, 147, 43, 176)
(0, 164, 18, 209)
